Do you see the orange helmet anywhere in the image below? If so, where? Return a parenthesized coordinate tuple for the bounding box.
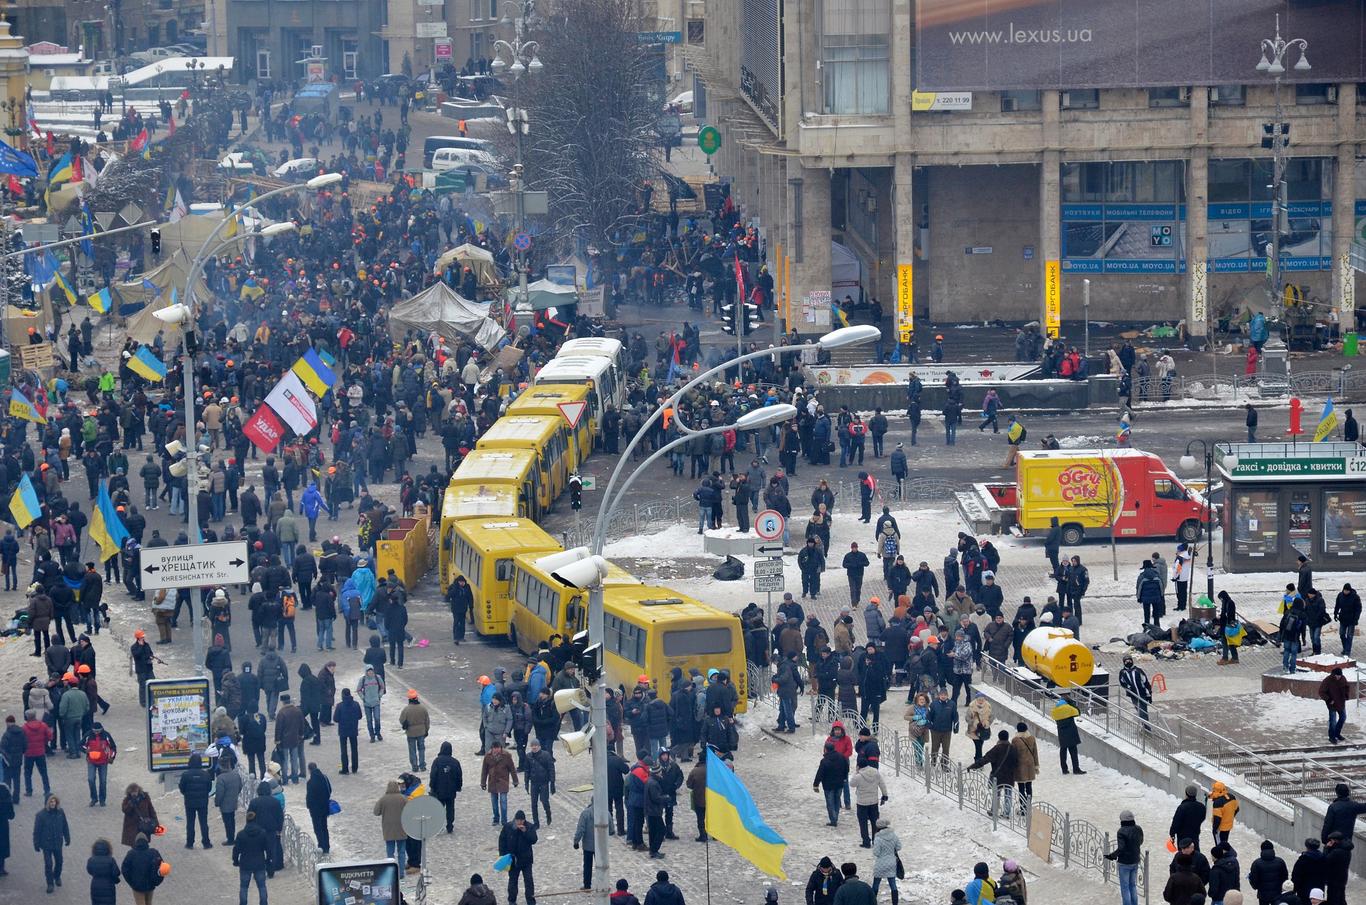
(76, 664, 91, 674)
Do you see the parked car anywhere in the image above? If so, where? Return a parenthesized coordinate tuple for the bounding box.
(370, 73, 411, 99)
(431, 147, 499, 172)
(274, 157, 320, 180)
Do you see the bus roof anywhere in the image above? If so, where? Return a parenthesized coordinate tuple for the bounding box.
(558, 338, 623, 359)
(443, 483, 518, 518)
(604, 585, 730, 622)
(456, 518, 560, 555)
(535, 356, 612, 382)
(477, 415, 562, 447)
(506, 383, 591, 416)
(449, 448, 538, 482)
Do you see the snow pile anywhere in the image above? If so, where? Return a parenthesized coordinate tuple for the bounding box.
(1252, 691, 1333, 730)
(1058, 435, 1108, 448)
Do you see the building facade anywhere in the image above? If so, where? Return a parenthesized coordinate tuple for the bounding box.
(690, 0, 1365, 339)
(224, 0, 385, 84)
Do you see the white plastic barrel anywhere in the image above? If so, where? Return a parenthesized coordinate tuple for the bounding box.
(1021, 627, 1095, 687)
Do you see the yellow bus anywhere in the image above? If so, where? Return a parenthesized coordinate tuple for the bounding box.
(448, 448, 545, 521)
(451, 519, 561, 636)
(438, 483, 520, 589)
(512, 569, 747, 711)
(506, 383, 595, 467)
(475, 415, 571, 507)
(509, 548, 639, 651)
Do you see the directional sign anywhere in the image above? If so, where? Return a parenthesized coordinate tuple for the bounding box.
(753, 509, 784, 540)
(558, 400, 588, 429)
(753, 559, 784, 578)
(753, 541, 784, 557)
(754, 574, 785, 593)
(140, 541, 250, 590)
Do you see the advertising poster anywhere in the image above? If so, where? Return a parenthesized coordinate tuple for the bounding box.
(1323, 491, 1366, 556)
(146, 678, 211, 772)
(1231, 491, 1278, 557)
(1288, 491, 1314, 553)
(316, 860, 400, 905)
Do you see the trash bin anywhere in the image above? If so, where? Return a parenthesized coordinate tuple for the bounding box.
(1346, 332, 1359, 357)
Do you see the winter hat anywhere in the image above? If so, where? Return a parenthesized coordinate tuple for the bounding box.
(818, 857, 834, 869)
(1002, 860, 1018, 872)
(1261, 840, 1275, 851)
(875, 817, 889, 829)
(1119, 810, 1134, 821)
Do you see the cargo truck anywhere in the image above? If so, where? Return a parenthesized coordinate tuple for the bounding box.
(956, 449, 1209, 545)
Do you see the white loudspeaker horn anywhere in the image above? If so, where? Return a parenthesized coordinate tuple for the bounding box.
(164, 440, 184, 457)
(169, 459, 189, 477)
(554, 687, 590, 715)
(559, 725, 595, 756)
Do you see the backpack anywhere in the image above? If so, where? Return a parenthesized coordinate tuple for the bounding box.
(86, 732, 114, 765)
(282, 592, 297, 619)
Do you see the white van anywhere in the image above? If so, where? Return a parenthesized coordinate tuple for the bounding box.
(555, 338, 626, 395)
(431, 147, 499, 172)
(532, 355, 623, 442)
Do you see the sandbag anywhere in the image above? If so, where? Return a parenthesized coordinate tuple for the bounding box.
(713, 555, 745, 581)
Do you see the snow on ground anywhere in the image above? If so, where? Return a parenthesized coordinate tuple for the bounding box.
(1058, 435, 1109, 448)
(1251, 691, 1335, 731)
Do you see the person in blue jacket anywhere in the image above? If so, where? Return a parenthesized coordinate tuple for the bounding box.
(300, 482, 330, 542)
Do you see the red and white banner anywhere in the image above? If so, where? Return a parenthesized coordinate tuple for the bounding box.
(242, 404, 285, 454)
(265, 371, 319, 436)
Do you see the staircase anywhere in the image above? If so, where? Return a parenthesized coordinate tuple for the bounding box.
(1214, 743, 1366, 799)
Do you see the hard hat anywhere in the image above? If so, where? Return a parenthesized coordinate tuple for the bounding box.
(77, 664, 91, 674)
(478, 675, 491, 686)
(134, 630, 146, 639)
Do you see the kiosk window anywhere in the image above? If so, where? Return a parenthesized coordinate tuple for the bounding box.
(1231, 491, 1279, 557)
(1323, 490, 1366, 556)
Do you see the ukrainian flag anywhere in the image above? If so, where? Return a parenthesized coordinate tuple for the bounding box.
(831, 299, 850, 328)
(47, 150, 72, 187)
(89, 480, 130, 562)
(291, 348, 336, 397)
(86, 287, 112, 314)
(704, 747, 787, 879)
(51, 267, 77, 305)
(223, 204, 239, 239)
(1313, 399, 1338, 443)
(8, 473, 40, 528)
(128, 346, 167, 382)
(9, 387, 47, 425)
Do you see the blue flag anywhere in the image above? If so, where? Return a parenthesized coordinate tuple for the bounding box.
(0, 140, 38, 178)
(79, 199, 95, 258)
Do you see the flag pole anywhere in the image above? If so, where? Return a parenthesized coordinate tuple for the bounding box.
(704, 835, 711, 905)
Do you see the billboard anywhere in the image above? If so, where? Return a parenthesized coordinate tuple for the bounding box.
(915, 0, 1365, 91)
(740, 0, 783, 132)
(317, 861, 400, 905)
(146, 678, 211, 772)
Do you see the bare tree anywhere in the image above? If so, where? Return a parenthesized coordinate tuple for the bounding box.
(519, 0, 660, 257)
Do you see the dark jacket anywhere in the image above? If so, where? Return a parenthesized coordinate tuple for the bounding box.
(1247, 851, 1288, 903)
(33, 805, 70, 851)
(1320, 793, 1366, 842)
(1291, 848, 1329, 902)
(1106, 819, 1143, 866)
(86, 846, 122, 905)
(813, 749, 850, 791)
(247, 782, 284, 834)
(831, 876, 876, 905)
(1169, 797, 1206, 844)
(1208, 853, 1241, 902)
(1161, 867, 1204, 905)
(120, 839, 164, 892)
(231, 822, 271, 872)
(806, 868, 844, 905)
(333, 697, 362, 738)
(644, 880, 686, 905)
(430, 748, 463, 801)
(497, 820, 539, 865)
(177, 754, 213, 808)
(305, 769, 333, 815)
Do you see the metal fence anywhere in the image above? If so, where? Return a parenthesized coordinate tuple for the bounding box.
(1177, 368, 1366, 403)
(281, 813, 323, 875)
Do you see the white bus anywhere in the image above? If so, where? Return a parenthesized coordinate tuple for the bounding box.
(532, 355, 622, 443)
(556, 337, 627, 395)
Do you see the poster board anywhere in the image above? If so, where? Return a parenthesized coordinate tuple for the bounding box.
(1028, 807, 1052, 863)
(145, 677, 211, 772)
(316, 860, 400, 905)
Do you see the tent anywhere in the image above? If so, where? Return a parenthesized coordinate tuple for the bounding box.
(832, 241, 863, 303)
(118, 250, 206, 344)
(434, 242, 499, 286)
(518, 278, 579, 311)
(388, 281, 505, 351)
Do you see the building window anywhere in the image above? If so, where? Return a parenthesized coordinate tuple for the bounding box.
(1061, 89, 1099, 110)
(1148, 87, 1188, 108)
(490, 0, 499, 19)
(1210, 85, 1244, 106)
(342, 39, 358, 80)
(821, 0, 888, 115)
(471, 0, 483, 20)
(257, 48, 271, 79)
(1000, 90, 1041, 112)
(1295, 84, 1336, 105)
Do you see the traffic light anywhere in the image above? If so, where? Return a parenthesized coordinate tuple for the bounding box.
(1261, 121, 1290, 149)
(720, 302, 737, 336)
(150, 228, 161, 256)
(570, 629, 602, 682)
(742, 302, 762, 335)
(569, 474, 582, 511)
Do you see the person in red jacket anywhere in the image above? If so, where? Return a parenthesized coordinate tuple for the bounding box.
(824, 721, 854, 810)
(22, 709, 54, 798)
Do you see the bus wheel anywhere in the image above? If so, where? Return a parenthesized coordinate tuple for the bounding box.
(1178, 520, 1202, 543)
(1060, 523, 1085, 546)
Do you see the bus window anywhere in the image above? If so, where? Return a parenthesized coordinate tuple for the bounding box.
(566, 600, 585, 633)
(496, 558, 514, 581)
(663, 627, 735, 657)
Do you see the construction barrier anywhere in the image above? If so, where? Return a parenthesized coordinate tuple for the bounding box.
(376, 513, 430, 589)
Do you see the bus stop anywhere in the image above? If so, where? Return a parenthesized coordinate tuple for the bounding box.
(1218, 441, 1366, 572)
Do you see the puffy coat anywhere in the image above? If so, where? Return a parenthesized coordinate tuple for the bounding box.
(644, 697, 671, 739)
(871, 827, 901, 879)
(120, 839, 163, 892)
(429, 745, 463, 801)
(33, 804, 70, 851)
(86, 845, 122, 905)
(849, 765, 887, 806)
(1247, 850, 1288, 902)
(177, 754, 214, 807)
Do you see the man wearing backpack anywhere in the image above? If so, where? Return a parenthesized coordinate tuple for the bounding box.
(82, 721, 117, 806)
(277, 589, 299, 654)
(1280, 598, 1308, 675)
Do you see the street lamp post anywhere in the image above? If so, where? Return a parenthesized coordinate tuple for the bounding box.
(1179, 440, 1237, 605)
(573, 325, 878, 905)
(1256, 14, 1310, 328)
(492, 0, 543, 312)
(159, 173, 339, 675)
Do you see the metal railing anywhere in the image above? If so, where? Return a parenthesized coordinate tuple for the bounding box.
(281, 812, 323, 875)
(1177, 369, 1366, 403)
(787, 692, 1151, 903)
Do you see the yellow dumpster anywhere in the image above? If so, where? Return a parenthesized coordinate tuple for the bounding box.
(376, 514, 430, 588)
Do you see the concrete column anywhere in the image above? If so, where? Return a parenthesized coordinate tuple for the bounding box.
(1039, 91, 1061, 336)
(1331, 83, 1358, 323)
(787, 159, 832, 336)
(894, 153, 915, 343)
(1186, 86, 1210, 339)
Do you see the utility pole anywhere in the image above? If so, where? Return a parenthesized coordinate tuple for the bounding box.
(1256, 14, 1310, 326)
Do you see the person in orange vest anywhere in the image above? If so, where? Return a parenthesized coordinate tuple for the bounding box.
(458, 119, 468, 137)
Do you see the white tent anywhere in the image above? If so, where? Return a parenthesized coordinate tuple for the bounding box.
(388, 282, 506, 351)
(832, 241, 863, 302)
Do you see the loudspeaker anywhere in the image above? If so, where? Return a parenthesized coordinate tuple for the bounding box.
(554, 687, 589, 715)
(169, 459, 189, 477)
(559, 725, 595, 756)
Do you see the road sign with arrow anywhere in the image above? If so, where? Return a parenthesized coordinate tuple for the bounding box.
(140, 540, 250, 590)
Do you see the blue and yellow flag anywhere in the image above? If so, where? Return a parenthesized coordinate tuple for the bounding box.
(291, 348, 336, 397)
(9, 387, 47, 424)
(51, 267, 77, 305)
(8, 473, 40, 528)
(86, 287, 112, 314)
(1314, 399, 1338, 443)
(127, 346, 167, 382)
(46, 150, 72, 187)
(831, 299, 849, 328)
(89, 480, 130, 562)
(704, 747, 787, 879)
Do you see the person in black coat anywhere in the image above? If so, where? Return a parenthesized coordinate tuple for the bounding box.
(120, 833, 164, 899)
(1320, 783, 1366, 843)
(1291, 839, 1329, 905)
(807, 857, 845, 905)
(333, 687, 363, 774)
(304, 762, 333, 853)
(1247, 840, 1288, 905)
(178, 752, 214, 849)
(232, 813, 272, 904)
(498, 810, 539, 905)
(1334, 584, 1361, 656)
(33, 794, 70, 893)
(1207, 843, 1241, 904)
(239, 710, 268, 777)
(1169, 784, 1207, 850)
(429, 740, 464, 832)
(1322, 832, 1354, 905)
(0, 783, 12, 873)
(238, 662, 261, 716)
(86, 838, 121, 905)
(247, 781, 284, 877)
